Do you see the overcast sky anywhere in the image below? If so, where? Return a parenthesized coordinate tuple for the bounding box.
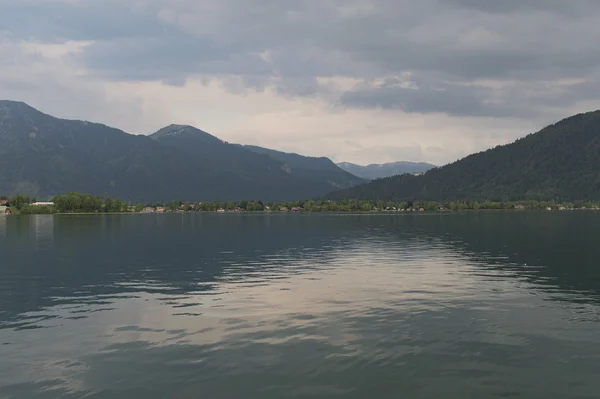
(2, 0, 600, 165)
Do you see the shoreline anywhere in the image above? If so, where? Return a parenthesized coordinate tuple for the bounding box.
(8, 208, 600, 217)
(7, 193, 600, 215)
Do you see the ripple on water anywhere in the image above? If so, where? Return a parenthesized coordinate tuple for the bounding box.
(1, 213, 600, 398)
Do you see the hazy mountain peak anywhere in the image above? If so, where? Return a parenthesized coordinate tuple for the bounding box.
(0, 100, 39, 112)
(337, 161, 436, 180)
(153, 124, 208, 135)
(0, 101, 115, 134)
(0, 100, 32, 108)
(0, 100, 43, 120)
(151, 124, 223, 143)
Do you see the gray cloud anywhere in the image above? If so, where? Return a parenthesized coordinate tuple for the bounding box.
(2, 0, 600, 119)
(0, 1, 161, 42)
(339, 75, 531, 117)
(444, 0, 595, 15)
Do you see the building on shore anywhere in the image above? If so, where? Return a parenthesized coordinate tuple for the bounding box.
(32, 202, 55, 207)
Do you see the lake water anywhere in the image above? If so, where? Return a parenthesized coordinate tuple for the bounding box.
(1, 213, 599, 398)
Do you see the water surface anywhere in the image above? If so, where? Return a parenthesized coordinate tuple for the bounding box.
(1, 213, 599, 398)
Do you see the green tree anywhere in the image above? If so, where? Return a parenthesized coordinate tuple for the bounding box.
(82, 196, 95, 212)
(425, 201, 439, 211)
(104, 198, 113, 212)
(167, 200, 180, 212)
(8, 194, 31, 210)
(112, 198, 123, 213)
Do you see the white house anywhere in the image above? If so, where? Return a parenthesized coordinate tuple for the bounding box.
(32, 202, 55, 207)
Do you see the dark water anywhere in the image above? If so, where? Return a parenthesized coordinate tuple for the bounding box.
(1, 213, 600, 398)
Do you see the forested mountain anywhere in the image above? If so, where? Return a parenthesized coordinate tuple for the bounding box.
(328, 111, 600, 201)
(151, 126, 290, 177)
(243, 145, 364, 187)
(337, 161, 436, 180)
(0, 101, 362, 202)
(0, 101, 198, 202)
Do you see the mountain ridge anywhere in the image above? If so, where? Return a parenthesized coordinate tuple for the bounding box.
(242, 145, 365, 190)
(328, 110, 600, 201)
(0, 100, 363, 202)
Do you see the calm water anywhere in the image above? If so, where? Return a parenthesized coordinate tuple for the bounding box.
(1, 213, 600, 398)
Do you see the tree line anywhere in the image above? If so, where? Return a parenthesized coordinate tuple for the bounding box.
(3, 192, 600, 215)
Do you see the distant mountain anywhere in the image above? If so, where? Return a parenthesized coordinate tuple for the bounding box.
(337, 161, 436, 180)
(328, 111, 600, 201)
(0, 101, 363, 202)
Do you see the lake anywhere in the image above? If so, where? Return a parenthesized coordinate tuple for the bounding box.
(1, 212, 599, 398)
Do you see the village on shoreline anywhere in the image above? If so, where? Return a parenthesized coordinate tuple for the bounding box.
(2, 192, 600, 216)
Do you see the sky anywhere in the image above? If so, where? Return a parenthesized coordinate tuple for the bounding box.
(2, 0, 600, 166)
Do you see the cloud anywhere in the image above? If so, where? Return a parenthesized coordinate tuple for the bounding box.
(0, 35, 150, 131)
(339, 75, 528, 117)
(444, 0, 594, 15)
(0, 0, 161, 42)
(2, 0, 600, 164)
(4, 1, 600, 107)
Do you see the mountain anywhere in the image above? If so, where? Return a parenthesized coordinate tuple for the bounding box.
(0, 101, 200, 202)
(150, 125, 289, 178)
(337, 161, 436, 180)
(151, 127, 364, 200)
(328, 111, 600, 201)
(0, 101, 362, 202)
(243, 145, 365, 187)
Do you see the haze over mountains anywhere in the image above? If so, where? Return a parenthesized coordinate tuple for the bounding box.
(337, 161, 436, 180)
(329, 111, 600, 202)
(0, 101, 363, 202)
